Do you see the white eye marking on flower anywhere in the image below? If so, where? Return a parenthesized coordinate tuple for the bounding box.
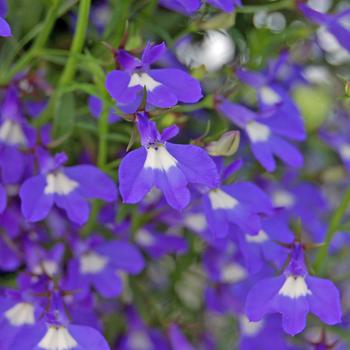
(144, 146, 177, 171)
(129, 72, 161, 91)
(246, 121, 271, 143)
(240, 315, 264, 336)
(339, 143, 350, 160)
(5, 302, 35, 326)
(184, 213, 207, 231)
(245, 230, 269, 243)
(32, 260, 58, 277)
(129, 330, 153, 350)
(0, 120, 27, 146)
(80, 252, 108, 274)
(260, 86, 281, 105)
(221, 263, 247, 283)
(38, 326, 78, 350)
(272, 190, 295, 208)
(278, 276, 312, 299)
(135, 229, 155, 246)
(209, 189, 238, 210)
(44, 172, 79, 196)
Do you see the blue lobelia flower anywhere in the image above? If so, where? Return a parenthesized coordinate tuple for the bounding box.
(218, 101, 304, 172)
(202, 159, 273, 238)
(159, 0, 242, 15)
(245, 243, 342, 336)
(118, 112, 219, 210)
(105, 42, 202, 113)
(298, 3, 350, 53)
(10, 317, 111, 350)
(19, 150, 117, 225)
(0, 0, 11, 37)
(66, 235, 144, 298)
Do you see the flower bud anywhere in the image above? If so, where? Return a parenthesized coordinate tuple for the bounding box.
(207, 130, 240, 156)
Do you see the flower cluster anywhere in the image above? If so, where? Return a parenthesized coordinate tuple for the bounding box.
(0, 0, 350, 349)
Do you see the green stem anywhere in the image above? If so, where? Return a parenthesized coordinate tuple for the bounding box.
(35, 0, 91, 128)
(59, 0, 91, 86)
(236, 0, 293, 13)
(97, 103, 110, 169)
(314, 187, 350, 274)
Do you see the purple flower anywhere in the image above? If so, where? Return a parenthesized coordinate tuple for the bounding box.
(218, 101, 304, 171)
(88, 95, 120, 123)
(159, 0, 201, 15)
(118, 113, 219, 210)
(298, 3, 350, 53)
(105, 42, 202, 113)
(19, 151, 117, 225)
(135, 226, 188, 259)
(159, 0, 241, 14)
(202, 160, 273, 237)
(245, 244, 342, 335)
(10, 319, 110, 350)
(168, 324, 195, 350)
(67, 236, 144, 298)
(0, 0, 11, 37)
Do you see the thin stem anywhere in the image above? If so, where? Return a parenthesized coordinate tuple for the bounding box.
(314, 187, 350, 274)
(236, 0, 293, 13)
(35, 0, 91, 128)
(59, 0, 91, 86)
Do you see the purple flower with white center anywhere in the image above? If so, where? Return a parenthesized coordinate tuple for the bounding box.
(25, 243, 64, 278)
(245, 243, 342, 335)
(0, 86, 33, 184)
(19, 150, 117, 225)
(88, 95, 120, 124)
(202, 160, 273, 237)
(298, 3, 350, 53)
(268, 178, 329, 243)
(105, 42, 202, 113)
(234, 212, 295, 273)
(236, 65, 306, 126)
(117, 306, 169, 350)
(118, 113, 219, 210)
(10, 317, 111, 350)
(218, 100, 304, 171)
(67, 236, 144, 298)
(239, 315, 293, 350)
(0, 0, 11, 37)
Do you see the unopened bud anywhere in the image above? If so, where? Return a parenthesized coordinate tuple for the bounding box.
(207, 130, 240, 157)
(345, 81, 350, 97)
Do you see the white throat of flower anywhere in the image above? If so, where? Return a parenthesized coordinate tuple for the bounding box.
(209, 189, 238, 210)
(259, 86, 281, 105)
(246, 121, 271, 143)
(80, 252, 108, 274)
(272, 190, 295, 208)
(0, 119, 27, 146)
(144, 145, 177, 171)
(240, 315, 264, 337)
(44, 172, 79, 196)
(135, 229, 155, 246)
(32, 260, 58, 277)
(245, 230, 269, 243)
(221, 263, 247, 283)
(339, 143, 350, 160)
(38, 326, 78, 350)
(5, 302, 35, 326)
(129, 72, 161, 91)
(278, 275, 312, 299)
